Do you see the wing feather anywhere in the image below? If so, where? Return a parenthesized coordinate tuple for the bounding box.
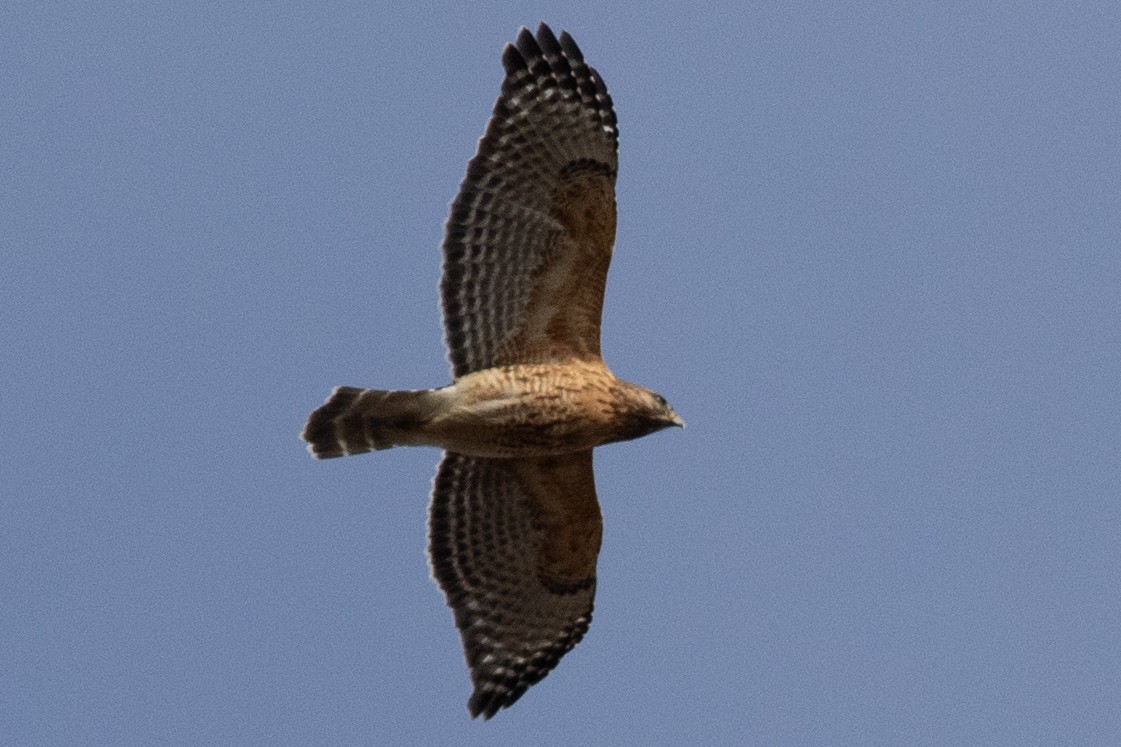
(441, 23, 619, 378)
(428, 450, 602, 718)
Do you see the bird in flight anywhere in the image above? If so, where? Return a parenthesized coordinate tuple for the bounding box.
(302, 22, 682, 719)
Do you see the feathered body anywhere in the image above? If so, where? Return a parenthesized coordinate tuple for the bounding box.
(302, 24, 680, 719)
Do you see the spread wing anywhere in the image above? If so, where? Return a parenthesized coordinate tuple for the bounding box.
(441, 23, 619, 378)
(428, 450, 603, 719)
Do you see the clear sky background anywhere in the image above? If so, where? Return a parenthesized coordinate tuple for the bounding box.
(4, 2, 1120, 745)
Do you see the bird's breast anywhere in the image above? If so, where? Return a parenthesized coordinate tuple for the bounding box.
(429, 363, 626, 457)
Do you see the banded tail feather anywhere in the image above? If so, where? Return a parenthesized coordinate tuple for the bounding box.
(302, 386, 438, 458)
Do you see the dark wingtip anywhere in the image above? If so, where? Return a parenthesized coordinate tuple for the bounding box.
(501, 41, 526, 75)
(535, 22, 560, 54)
(557, 30, 585, 63)
(468, 688, 516, 720)
(515, 25, 543, 61)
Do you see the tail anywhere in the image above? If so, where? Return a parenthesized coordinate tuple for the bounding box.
(302, 386, 437, 458)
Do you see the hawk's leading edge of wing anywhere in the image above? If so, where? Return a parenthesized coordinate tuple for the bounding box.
(441, 23, 619, 378)
(428, 450, 603, 719)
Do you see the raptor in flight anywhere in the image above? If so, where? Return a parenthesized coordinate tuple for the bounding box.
(302, 23, 681, 719)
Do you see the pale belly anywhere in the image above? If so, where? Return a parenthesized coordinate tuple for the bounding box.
(425, 363, 624, 458)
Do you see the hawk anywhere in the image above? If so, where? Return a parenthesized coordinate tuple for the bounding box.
(302, 23, 681, 719)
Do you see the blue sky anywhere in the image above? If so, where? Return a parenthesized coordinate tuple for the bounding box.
(4, 2, 1121, 744)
